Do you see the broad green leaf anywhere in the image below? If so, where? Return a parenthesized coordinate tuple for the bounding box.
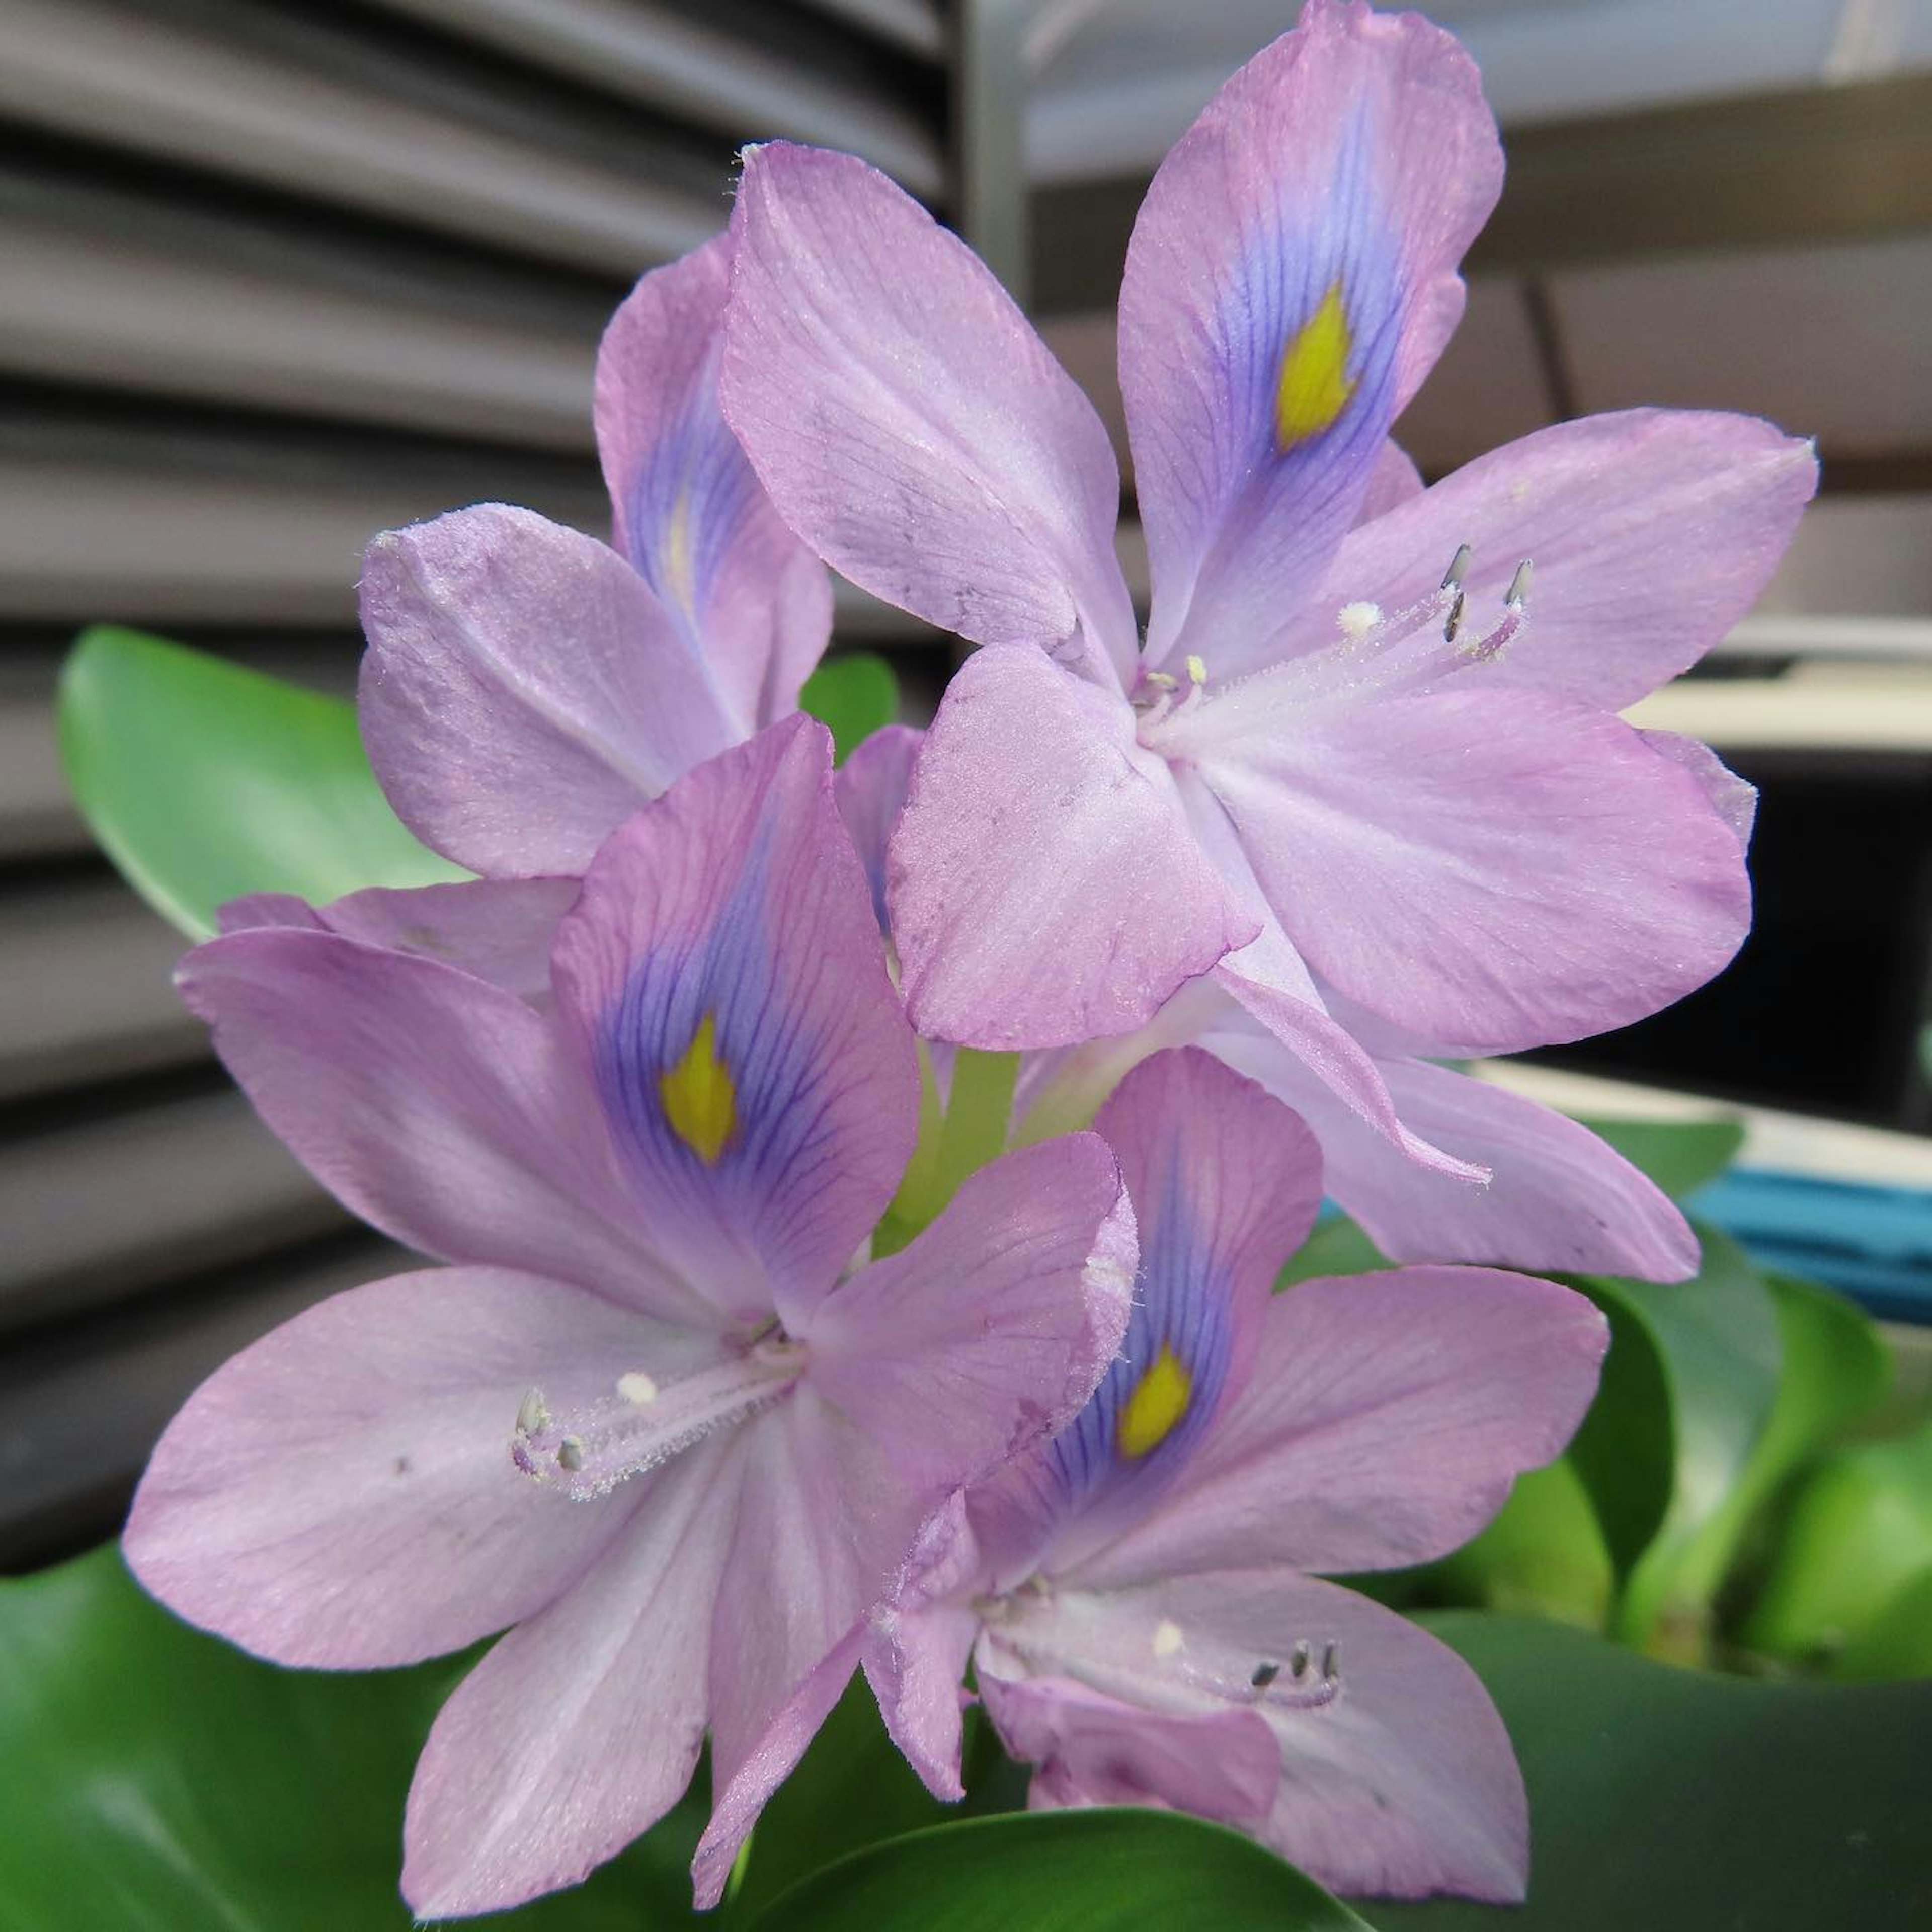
(0, 1543, 706, 1930)
(1597, 1228, 1783, 1659)
(1363, 1613, 1932, 1931)
(1560, 1281, 1673, 1580)
(1570, 1114, 1744, 1198)
(59, 626, 463, 939)
(1425, 1457, 1612, 1630)
(725, 1675, 960, 1922)
(798, 652, 899, 763)
(1833, 1563, 1932, 1680)
(1741, 1420, 1932, 1671)
(744, 1810, 1373, 1932)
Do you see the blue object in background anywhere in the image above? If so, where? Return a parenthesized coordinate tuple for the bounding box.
(1692, 1170, 1932, 1326)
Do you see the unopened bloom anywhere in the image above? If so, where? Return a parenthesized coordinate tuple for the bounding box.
(125, 718, 1134, 1916)
(719, 0, 1813, 1181)
(359, 234, 832, 880)
(866, 1049, 1608, 1899)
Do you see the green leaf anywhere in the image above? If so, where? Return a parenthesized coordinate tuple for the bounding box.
(745, 1810, 1373, 1932)
(1569, 1114, 1744, 1198)
(59, 626, 464, 939)
(1741, 1420, 1932, 1672)
(726, 1674, 960, 1922)
(1578, 1228, 1784, 1659)
(1362, 1613, 1932, 1931)
(0, 1543, 706, 1930)
(1560, 1281, 1674, 1580)
(1425, 1457, 1613, 1630)
(798, 652, 899, 764)
(1833, 1563, 1932, 1680)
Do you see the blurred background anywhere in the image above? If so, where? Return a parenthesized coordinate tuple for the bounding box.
(3, 0, 1929, 1569)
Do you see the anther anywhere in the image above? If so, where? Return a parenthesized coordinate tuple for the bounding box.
(1505, 558, 1534, 610)
(515, 1389, 550, 1437)
(1441, 542, 1473, 593)
(1321, 1640, 1340, 1681)
(1443, 588, 1467, 644)
(617, 1372, 659, 1406)
(1251, 1659, 1281, 1688)
(1290, 1640, 1313, 1680)
(1185, 653, 1208, 688)
(1154, 1619, 1185, 1658)
(1142, 670, 1178, 691)
(557, 1436, 585, 1473)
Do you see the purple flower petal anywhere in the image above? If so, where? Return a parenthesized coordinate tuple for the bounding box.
(1357, 441, 1425, 525)
(1641, 728, 1759, 849)
(1079, 1266, 1607, 1587)
(1124, 0, 1500, 676)
(224, 876, 579, 1002)
(359, 505, 737, 876)
(1293, 409, 1817, 709)
(403, 1435, 743, 1919)
(834, 721, 922, 935)
(722, 142, 1138, 687)
(596, 236, 832, 734)
(982, 1569, 1528, 1902)
(886, 645, 1257, 1048)
(1210, 1029, 1699, 1281)
(550, 716, 918, 1328)
(809, 1133, 1136, 1497)
(124, 1267, 678, 1668)
(177, 926, 695, 1317)
(1185, 685, 1752, 1052)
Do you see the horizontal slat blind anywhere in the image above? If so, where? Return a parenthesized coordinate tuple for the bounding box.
(1, 0, 952, 1568)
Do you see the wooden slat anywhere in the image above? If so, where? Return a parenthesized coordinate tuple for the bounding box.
(0, 1087, 346, 1336)
(0, 0, 720, 277)
(0, 199, 598, 449)
(0, 1234, 407, 1569)
(0, 883, 201, 1103)
(369, 0, 944, 195)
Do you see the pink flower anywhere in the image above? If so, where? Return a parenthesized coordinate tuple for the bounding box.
(719, 0, 1813, 1181)
(124, 719, 1135, 1916)
(865, 1049, 1609, 1901)
(358, 235, 831, 880)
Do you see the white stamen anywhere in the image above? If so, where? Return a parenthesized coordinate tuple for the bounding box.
(1184, 653, 1208, 687)
(557, 1436, 585, 1472)
(1142, 669, 1178, 691)
(1441, 541, 1473, 593)
(1153, 1619, 1185, 1658)
(1506, 558, 1534, 610)
(617, 1371, 660, 1406)
(515, 1388, 550, 1437)
(1336, 600, 1382, 639)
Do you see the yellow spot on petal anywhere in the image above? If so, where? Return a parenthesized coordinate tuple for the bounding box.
(1117, 1343, 1192, 1459)
(660, 1012, 737, 1165)
(662, 483, 697, 616)
(1273, 281, 1356, 453)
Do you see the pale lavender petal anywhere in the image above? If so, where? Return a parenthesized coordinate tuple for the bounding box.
(1207, 1029, 1699, 1281)
(596, 236, 833, 733)
(1123, 0, 1500, 676)
(1189, 686, 1752, 1053)
(1357, 441, 1425, 525)
(359, 505, 737, 877)
(1011, 1051, 1322, 1568)
(124, 1267, 669, 1668)
(985, 1571, 1527, 1902)
(861, 1494, 983, 1801)
(403, 1435, 744, 1920)
(226, 877, 577, 1002)
(1292, 410, 1817, 707)
(835, 722, 922, 934)
(551, 717, 918, 1329)
(177, 928, 696, 1317)
(979, 1670, 1277, 1827)
(723, 143, 1138, 687)
(1078, 1267, 1607, 1587)
(694, 1391, 921, 1906)
(886, 645, 1257, 1049)
(809, 1133, 1137, 1497)
(1641, 729, 1758, 849)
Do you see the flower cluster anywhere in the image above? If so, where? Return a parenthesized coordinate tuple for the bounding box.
(124, 0, 1811, 1918)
